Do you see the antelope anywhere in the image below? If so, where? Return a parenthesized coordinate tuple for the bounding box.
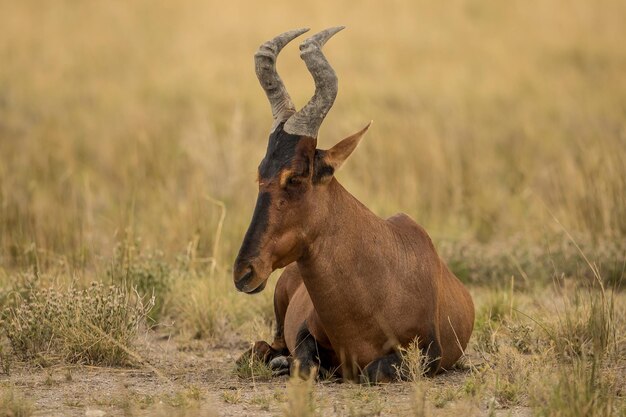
(233, 27, 474, 382)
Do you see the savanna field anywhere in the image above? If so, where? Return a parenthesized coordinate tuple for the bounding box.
(0, 0, 625, 415)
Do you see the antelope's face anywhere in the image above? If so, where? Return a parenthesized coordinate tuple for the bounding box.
(233, 128, 317, 293)
(233, 27, 369, 294)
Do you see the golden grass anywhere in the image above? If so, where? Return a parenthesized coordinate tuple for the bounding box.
(1, 0, 625, 272)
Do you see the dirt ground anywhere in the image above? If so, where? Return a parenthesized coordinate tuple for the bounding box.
(2, 331, 536, 417)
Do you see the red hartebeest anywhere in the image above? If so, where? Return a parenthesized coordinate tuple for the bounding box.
(233, 27, 474, 382)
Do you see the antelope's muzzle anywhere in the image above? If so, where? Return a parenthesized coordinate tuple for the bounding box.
(233, 264, 266, 294)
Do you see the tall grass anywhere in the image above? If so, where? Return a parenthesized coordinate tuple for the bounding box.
(0, 0, 624, 277)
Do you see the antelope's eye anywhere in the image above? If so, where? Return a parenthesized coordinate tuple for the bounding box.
(287, 176, 302, 186)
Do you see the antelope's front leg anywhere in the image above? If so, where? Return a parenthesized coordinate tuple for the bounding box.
(236, 340, 286, 365)
(291, 322, 322, 379)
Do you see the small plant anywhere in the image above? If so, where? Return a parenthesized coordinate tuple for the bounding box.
(108, 236, 171, 322)
(221, 389, 242, 404)
(250, 393, 273, 411)
(462, 378, 478, 399)
(491, 347, 529, 407)
(4, 281, 153, 366)
(433, 386, 457, 408)
(164, 387, 204, 409)
(44, 372, 54, 386)
(233, 352, 273, 381)
(506, 322, 538, 354)
(398, 338, 430, 381)
(461, 370, 485, 399)
(0, 389, 33, 417)
(474, 319, 501, 354)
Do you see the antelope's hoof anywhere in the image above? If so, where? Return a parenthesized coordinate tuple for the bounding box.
(269, 355, 289, 370)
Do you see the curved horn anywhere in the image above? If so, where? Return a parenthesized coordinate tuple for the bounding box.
(255, 28, 310, 132)
(283, 26, 345, 138)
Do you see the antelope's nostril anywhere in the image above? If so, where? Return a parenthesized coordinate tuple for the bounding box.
(235, 267, 254, 292)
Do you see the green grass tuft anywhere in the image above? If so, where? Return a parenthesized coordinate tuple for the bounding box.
(233, 353, 273, 381)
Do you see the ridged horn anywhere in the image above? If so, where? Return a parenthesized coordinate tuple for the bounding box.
(255, 28, 310, 133)
(283, 26, 345, 138)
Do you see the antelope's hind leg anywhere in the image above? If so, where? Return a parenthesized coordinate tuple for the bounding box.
(361, 341, 442, 384)
(360, 352, 404, 384)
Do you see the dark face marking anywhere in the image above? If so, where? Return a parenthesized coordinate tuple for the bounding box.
(233, 124, 317, 293)
(235, 191, 271, 262)
(259, 123, 303, 180)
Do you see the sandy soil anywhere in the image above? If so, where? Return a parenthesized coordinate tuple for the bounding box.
(2, 333, 532, 417)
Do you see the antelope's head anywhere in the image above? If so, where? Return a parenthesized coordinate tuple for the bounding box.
(233, 27, 370, 294)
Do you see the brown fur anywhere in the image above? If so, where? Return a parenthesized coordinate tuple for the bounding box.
(234, 125, 475, 381)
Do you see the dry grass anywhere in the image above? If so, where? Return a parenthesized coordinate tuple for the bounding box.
(1, 0, 625, 271)
(0, 0, 625, 415)
(532, 357, 618, 417)
(399, 338, 430, 382)
(3, 280, 153, 366)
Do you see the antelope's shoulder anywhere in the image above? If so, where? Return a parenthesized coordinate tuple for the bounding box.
(386, 213, 435, 244)
(386, 212, 420, 230)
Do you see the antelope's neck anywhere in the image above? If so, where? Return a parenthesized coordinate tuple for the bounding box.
(297, 179, 395, 323)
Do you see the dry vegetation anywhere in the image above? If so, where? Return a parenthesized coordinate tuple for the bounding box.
(0, 0, 625, 416)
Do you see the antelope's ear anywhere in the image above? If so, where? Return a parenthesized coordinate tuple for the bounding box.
(313, 121, 372, 184)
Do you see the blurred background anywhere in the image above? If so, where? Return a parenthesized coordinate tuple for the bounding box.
(0, 0, 624, 285)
